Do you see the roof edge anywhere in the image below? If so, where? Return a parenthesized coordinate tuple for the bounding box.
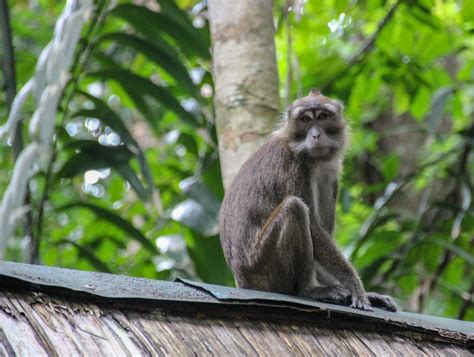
(0, 260, 472, 348)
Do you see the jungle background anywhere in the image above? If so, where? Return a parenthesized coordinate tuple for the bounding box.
(0, 0, 472, 320)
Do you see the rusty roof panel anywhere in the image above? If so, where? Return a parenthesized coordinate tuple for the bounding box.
(177, 278, 474, 341)
(0, 260, 473, 348)
(0, 260, 214, 302)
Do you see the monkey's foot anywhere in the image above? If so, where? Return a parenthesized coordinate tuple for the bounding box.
(350, 294, 372, 311)
(303, 285, 351, 305)
(366, 292, 398, 312)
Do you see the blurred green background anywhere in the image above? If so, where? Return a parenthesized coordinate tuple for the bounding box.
(0, 0, 472, 320)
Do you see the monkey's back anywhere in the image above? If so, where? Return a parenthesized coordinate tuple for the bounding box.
(219, 136, 308, 271)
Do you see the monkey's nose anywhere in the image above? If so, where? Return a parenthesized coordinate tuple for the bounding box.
(312, 133, 321, 139)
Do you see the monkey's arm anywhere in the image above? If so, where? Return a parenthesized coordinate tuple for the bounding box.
(312, 180, 339, 287)
(310, 223, 371, 310)
(314, 261, 339, 286)
(311, 223, 397, 311)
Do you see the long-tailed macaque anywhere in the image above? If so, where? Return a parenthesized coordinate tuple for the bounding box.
(219, 90, 397, 311)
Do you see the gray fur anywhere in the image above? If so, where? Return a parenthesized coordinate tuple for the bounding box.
(219, 91, 397, 312)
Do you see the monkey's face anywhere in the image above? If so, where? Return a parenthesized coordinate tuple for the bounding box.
(286, 91, 347, 160)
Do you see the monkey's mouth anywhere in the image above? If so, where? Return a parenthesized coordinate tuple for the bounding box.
(306, 145, 337, 160)
(291, 140, 338, 160)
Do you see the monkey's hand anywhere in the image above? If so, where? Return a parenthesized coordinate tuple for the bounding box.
(350, 293, 372, 311)
(366, 292, 398, 312)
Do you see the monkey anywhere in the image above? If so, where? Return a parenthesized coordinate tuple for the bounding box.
(219, 90, 397, 312)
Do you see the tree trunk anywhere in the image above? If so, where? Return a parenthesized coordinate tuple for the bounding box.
(208, 0, 280, 190)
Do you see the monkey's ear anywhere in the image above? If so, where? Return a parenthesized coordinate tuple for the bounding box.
(309, 88, 321, 96)
(335, 99, 345, 112)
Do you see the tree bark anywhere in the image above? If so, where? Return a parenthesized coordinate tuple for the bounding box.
(208, 0, 280, 190)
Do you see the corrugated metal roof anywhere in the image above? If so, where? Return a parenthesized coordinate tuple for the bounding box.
(178, 279, 474, 337)
(0, 260, 473, 351)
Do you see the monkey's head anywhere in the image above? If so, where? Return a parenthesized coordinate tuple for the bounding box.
(280, 90, 348, 161)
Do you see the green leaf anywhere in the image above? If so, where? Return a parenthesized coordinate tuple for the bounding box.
(179, 176, 221, 219)
(56, 152, 107, 179)
(408, 4, 441, 30)
(461, 0, 474, 22)
(64, 140, 134, 161)
(89, 67, 198, 127)
(411, 86, 431, 120)
(94, 235, 127, 249)
(74, 91, 137, 147)
(307, 55, 346, 88)
(171, 198, 218, 237)
(57, 202, 157, 254)
(352, 212, 399, 259)
(177, 132, 199, 155)
(115, 162, 148, 202)
(60, 140, 130, 165)
(56, 239, 112, 273)
(98, 33, 199, 98)
(360, 257, 390, 284)
(185, 231, 234, 285)
(398, 275, 418, 295)
(156, 0, 195, 29)
(57, 141, 148, 201)
(334, 0, 350, 13)
(393, 84, 410, 115)
(202, 155, 225, 200)
(72, 92, 154, 194)
(110, 4, 209, 59)
(415, 238, 474, 267)
(381, 154, 400, 181)
(356, 231, 402, 269)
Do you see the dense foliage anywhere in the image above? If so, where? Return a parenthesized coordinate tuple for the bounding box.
(1, 0, 231, 285)
(276, 0, 473, 319)
(0, 0, 472, 319)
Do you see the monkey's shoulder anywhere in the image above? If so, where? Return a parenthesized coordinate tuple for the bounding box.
(236, 138, 301, 184)
(224, 138, 306, 208)
(247, 137, 301, 172)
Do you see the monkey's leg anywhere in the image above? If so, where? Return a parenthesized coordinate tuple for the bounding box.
(301, 285, 351, 305)
(244, 196, 314, 293)
(366, 292, 398, 312)
(246, 196, 350, 304)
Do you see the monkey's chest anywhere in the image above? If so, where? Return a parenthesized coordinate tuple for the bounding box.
(309, 169, 336, 232)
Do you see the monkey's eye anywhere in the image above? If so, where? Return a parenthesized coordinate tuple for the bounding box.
(300, 115, 312, 123)
(317, 112, 329, 120)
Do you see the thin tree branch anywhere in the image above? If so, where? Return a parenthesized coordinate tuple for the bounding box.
(321, 0, 403, 92)
(458, 269, 474, 320)
(391, 130, 472, 311)
(352, 145, 462, 262)
(425, 135, 472, 296)
(346, 0, 402, 67)
(34, 0, 110, 260)
(34, 150, 56, 263)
